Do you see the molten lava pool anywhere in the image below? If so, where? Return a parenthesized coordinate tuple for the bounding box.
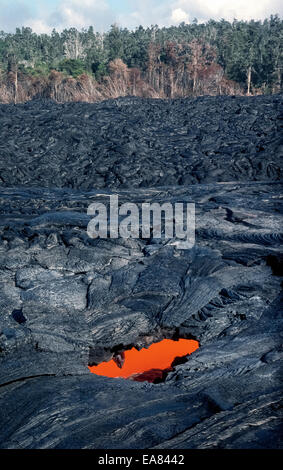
(89, 339, 199, 381)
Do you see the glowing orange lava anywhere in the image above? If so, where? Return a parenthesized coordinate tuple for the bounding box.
(89, 339, 199, 379)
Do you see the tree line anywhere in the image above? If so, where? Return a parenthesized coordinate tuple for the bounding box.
(0, 15, 282, 103)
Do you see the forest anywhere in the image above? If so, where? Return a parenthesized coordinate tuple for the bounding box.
(0, 15, 282, 103)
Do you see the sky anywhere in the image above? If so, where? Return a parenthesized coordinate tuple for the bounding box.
(0, 0, 282, 34)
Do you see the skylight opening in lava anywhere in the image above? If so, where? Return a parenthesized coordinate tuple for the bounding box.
(89, 338, 199, 381)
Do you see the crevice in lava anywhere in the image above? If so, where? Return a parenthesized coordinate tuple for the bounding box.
(88, 328, 199, 384)
(0, 374, 57, 389)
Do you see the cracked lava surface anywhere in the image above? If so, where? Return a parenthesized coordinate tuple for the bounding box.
(89, 339, 199, 379)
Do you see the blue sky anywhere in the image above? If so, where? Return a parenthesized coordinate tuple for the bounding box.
(0, 0, 282, 33)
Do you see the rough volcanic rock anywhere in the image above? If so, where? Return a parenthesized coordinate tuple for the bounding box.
(128, 368, 172, 383)
(0, 95, 281, 190)
(0, 95, 282, 449)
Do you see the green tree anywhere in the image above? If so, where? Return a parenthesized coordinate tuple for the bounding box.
(57, 58, 86, 77)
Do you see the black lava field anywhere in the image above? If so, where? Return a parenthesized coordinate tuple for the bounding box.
(0, 94, 282, 449)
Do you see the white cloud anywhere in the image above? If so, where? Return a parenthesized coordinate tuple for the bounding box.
(47, 0, 114, 32)
(0, 0, 282, 33)
(116, 0, 282, 30)
(171, 8, 190, 24)
(117, 0, 171, 29)
(172, 0, 283, 23)
(0, 0, 114, 33)
(28, 19, 53, 34)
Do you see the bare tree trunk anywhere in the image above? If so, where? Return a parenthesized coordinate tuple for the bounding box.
(193, 68, 197, 95)
(170, 70, 174, 98)
(160, 66, 164, 96)
(14, 69, 18, 104)
(247, 65, 252, 95)
(75, 33, 78, 60)
(7, 55, 18, 104)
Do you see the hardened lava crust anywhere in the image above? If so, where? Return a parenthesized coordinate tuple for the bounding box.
(0, 94, 281, 189)
(0, 95, 282, 449)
